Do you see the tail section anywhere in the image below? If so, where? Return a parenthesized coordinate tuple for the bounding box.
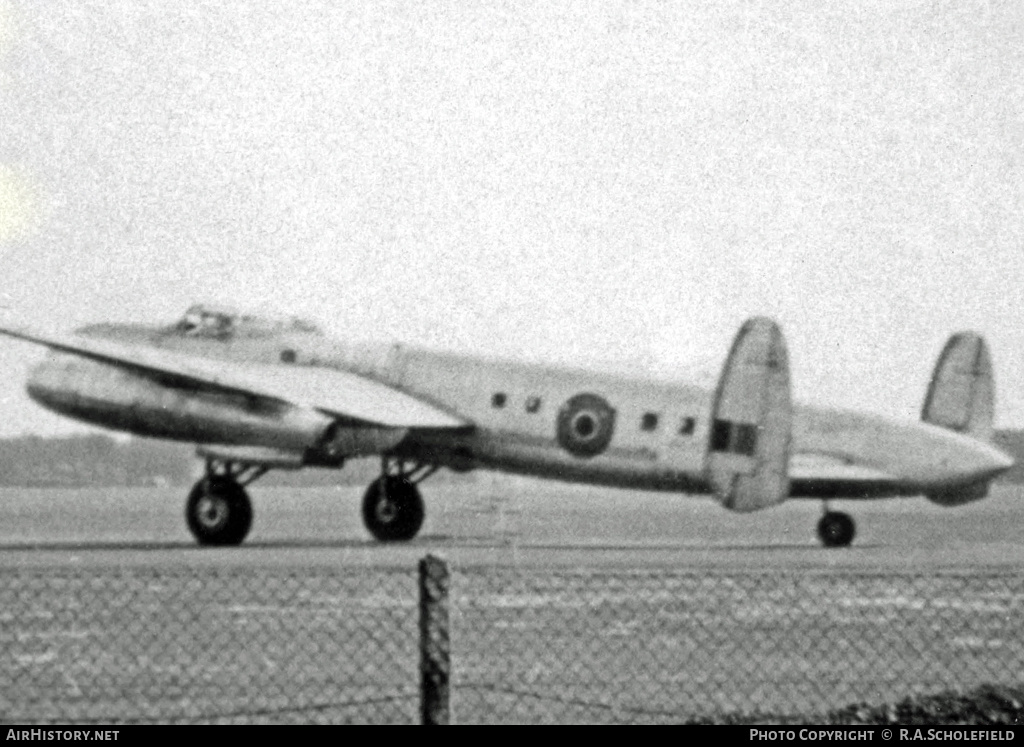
(921, 332, 994, 442)
(707, 317, 792, 513)
(923, 332, 1003, 506)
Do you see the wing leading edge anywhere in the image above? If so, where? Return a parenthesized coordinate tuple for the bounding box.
(0, 324, 471, 430)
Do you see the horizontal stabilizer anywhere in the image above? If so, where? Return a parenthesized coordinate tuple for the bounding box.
(927, 482, 989, 507)
(788, 453, 901, 499)
(707, 317, 792, 512)
(922, 332, 994, 442)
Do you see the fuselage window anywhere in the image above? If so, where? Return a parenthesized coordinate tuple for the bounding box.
(491, 392, 507, 409)
(525, 396, 541, 413)
(679, 417, 695, 436)
(280, 349, 297, 364)
(641, 412, 659, 432)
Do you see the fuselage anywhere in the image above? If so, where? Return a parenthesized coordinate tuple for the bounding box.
(24, 320, 1013, 500)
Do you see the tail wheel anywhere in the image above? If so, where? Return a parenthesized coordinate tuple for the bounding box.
(186, 476, 253, 546)
(362, 475, 424, 542)
(817, 511, 855, 548)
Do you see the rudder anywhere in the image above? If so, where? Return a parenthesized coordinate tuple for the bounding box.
(706, 317, 792, 512)
(922, 332, 994, 442)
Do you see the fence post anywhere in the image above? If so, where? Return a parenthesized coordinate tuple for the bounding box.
(419, 553, 450, 725)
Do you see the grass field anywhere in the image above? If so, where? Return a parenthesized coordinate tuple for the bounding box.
(0, 481, 1023, 723)
(451, 570, 1024, 723)
(1, 566, 1022, 723)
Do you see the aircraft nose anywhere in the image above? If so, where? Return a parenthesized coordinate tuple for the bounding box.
(26, 354, 66, 408)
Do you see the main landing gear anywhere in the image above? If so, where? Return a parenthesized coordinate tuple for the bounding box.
(817, 504, 855, 548)
(361, 457, 437, 542)
(185, 461, 266, 546)
(183, 455, 439, 546)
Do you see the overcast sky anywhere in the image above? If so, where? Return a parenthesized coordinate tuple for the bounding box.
(0, 0, 1021, 436)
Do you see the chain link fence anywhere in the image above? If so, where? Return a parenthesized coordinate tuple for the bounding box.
(2, 562, 1022, 723)
(0, 567, 421, 724)
(450, 570, 1024, 723)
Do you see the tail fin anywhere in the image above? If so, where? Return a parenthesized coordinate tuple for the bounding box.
(707, 317, 792, 513)
(921, 332, 994, 442)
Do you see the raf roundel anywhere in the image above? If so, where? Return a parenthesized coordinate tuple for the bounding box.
(556, 393, 616, 458)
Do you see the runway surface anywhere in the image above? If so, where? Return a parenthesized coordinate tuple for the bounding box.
(1, 477, 1022, 572)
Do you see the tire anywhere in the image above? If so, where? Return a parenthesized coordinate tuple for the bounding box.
(186, 476, 253, 546)
(362, 476, 425, 542)
(817, 511, 855, 548)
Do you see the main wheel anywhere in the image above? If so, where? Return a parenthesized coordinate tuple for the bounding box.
(817, 511, 855, 548)
(186, 476, 253, 546)
(362, 476, 425, 542)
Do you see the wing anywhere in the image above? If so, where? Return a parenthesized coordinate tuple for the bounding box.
(788, 452, 907, 499)
(0, 324, 470, 430)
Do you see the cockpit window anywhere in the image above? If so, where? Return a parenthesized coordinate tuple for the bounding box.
(174, 305, 324, 339)
(176, 307, 233, 338)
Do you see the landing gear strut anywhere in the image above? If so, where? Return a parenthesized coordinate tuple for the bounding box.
(361, 457, 436, 542)
(185, 461, 266, 546)
(817, 506, 855, 548)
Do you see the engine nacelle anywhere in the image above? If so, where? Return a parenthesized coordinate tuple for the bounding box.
(28, 353, 338, 452)
(314, 423, 408, 463)
(926, 481, 990, 507)
(200, 423, 409, 469)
